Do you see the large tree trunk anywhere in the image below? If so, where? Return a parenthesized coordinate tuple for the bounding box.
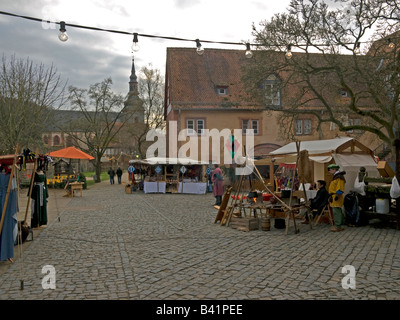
(95, 157, 102, 183)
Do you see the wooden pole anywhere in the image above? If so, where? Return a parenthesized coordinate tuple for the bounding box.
(225, 173, 245, 225)
(23, 159, 37, 225)
(269, 159, 275, 191)
(253, 164, 291, 210)
(296, 145, 313, 230)
(286, 141, 300, 235)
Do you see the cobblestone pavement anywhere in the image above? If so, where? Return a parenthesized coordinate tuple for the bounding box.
(0, 179, 400, 300)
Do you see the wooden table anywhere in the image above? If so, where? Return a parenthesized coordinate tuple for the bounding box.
(238, 203, 272, 218)
(70, 182, 84, 197)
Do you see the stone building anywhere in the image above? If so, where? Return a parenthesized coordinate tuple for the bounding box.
(42, 58, 145, 168)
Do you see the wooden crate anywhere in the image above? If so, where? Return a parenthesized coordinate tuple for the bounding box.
(377, 161, 395, 178)
(230, 217, 259, 232)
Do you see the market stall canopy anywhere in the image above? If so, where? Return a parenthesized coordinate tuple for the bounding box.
(269, 137, 355, 156)
(268, 137, 379, 195)
(254, 155, 298, 166)
(129, 159, 151, 165)
(0, 154, 20, 166)
(0, 152, 36, 166)
(144, 157, 209, 165)
(48, 147, 94, 160)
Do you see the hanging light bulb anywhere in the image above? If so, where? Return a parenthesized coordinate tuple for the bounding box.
(195, 39, 204, 55)
(131, 33, 140, 52)
(58, 21, 68, 42)
(245, 43, 253, 59)
(285, 44, 292, 59)
(388, 38, 395, 49)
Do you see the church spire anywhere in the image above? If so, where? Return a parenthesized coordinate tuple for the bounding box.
(129, 57, 138, 94)
(125, 56, 144, 117)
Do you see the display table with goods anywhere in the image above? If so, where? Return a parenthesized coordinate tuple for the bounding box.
(143, 180, 166, 193)
(133, 157, 208, 195)
(357, 175, 400, 229)
(178, 180, 207, 194)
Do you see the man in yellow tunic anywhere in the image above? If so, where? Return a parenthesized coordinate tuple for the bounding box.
(328, 164, 346, 232)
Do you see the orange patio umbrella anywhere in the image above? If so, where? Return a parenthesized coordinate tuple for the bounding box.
(48, 146, 94, 160)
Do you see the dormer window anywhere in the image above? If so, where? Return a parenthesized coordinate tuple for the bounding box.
(339, 88, 349, 97)
(216, 86, 228, 95)
(260, 74, 281, 108)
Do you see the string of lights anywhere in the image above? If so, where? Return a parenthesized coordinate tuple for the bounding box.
(0, 10, 397, 60)
(0, 10, 255, 57)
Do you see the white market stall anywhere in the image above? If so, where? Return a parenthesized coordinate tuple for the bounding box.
(139, 157, 209, 194)
(268, 137, 380, 195)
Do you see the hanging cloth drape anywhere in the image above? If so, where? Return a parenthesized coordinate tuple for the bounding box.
(30, 173, 48, 228)
(0, 173, 18, 261)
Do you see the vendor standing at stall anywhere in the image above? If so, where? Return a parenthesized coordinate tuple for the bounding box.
(212, 164, 224, 206)
(328, 164, 346, 232)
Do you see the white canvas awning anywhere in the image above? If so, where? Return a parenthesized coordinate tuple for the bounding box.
(332, 153, 380, 195)
(332, 153, 378, 170)
(269, 137, 353, 156)
(144, 157, 209, 165)
(308, 156, 333, 163)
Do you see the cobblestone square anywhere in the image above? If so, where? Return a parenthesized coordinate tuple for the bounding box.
(0, 178, 399, 300)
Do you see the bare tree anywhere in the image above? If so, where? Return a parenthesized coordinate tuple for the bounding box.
(65, 77, 136, 182)
(245, 0, 400, 156)
(0, 54, 67, 153)
(139, 64, 165, 130)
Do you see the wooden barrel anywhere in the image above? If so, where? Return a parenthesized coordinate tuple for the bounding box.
(260, 217, 271, 231)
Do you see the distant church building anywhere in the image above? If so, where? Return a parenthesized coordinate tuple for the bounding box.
(123, 57, 145, 124)
(42, 57, 145, 164)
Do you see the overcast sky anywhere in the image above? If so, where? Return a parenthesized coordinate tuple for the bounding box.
(0, 0, 294, 100)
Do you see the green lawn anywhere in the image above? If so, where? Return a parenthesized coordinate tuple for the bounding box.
(81, 171, 109, 188)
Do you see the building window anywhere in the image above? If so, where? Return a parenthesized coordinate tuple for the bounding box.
(251, 120, 259, 135)
(186, 119, 205, 135)
(348, 118, 362, 133)
(216, 86, 228, 95)
(187, 119, 195, 135)
(261, 74, 281, 107)
(66, 136, 74, 147)
(339, 88, 349, 98)
(295, 119, 312, 135)
(242, 119, 259, 135)
(53, 135, 61, 146)
(304, 119, 311, 134)
(43, 135, 49, 145)
(242, 119, 249, 132)
(196, 119, 205, 135)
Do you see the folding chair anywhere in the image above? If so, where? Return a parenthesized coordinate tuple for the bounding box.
(313, 204, 334, 227)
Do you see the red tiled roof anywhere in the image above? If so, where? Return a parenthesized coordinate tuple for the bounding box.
(165, 48, 258, 110)
(165, 47, 382, 114)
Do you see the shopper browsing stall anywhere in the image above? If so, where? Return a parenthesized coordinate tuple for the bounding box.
(211, 164, 224, 206)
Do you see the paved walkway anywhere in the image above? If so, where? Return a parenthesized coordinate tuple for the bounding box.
(0, 177, 400, 300)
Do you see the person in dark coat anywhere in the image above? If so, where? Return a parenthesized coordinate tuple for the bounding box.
(116, 167, 123, 184)
(107, 167, 115, 185)
(302, 180, 329, 224)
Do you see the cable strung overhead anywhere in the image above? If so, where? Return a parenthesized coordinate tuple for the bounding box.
(0, 10, 398, 58)
(0, 10, 249, 45)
